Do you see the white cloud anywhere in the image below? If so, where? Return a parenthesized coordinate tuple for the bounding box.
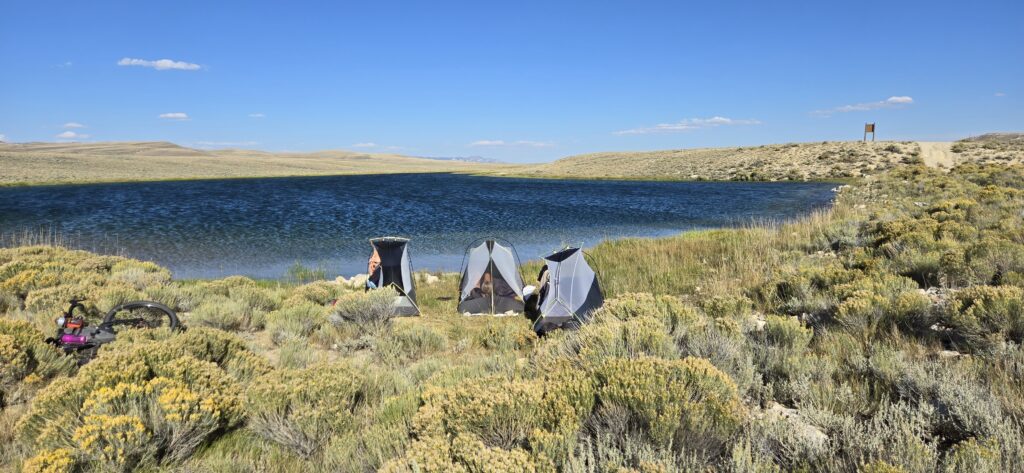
(63, 122, 85, 128)
(159, 112, 190, 120)
(813, 96, 914, 116)
(468, 140, 554, 148)
(352, 142, 378, 148)
(118, 57, 201, 71)
(995, 92, 1007, 97)
(614, 116, 761, 135)
(55, 61, 72, 68)
(0, 134, 6, 142)
(248, 113, 265, 118)
(56, 131, 90, 140)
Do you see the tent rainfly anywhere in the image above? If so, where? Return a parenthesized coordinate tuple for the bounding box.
(534, 247, 604, 333)
(458, 238, 525, 315)
(367, 237, 419, 316)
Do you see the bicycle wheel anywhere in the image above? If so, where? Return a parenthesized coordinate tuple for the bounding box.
(102, 300, 180, 330)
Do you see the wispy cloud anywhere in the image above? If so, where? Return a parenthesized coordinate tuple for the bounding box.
(248, 113, 265, 118)
(55, 61, 72, 68)
(468, 140, 554, 148)
(0, 134, 7, 142)
(352, 142, 378, 148)
(118, 57, 201, 71)
(614, 116, 761, 135)
(159, 112, 190, 120)
(63, 122, 85, 129)
(56, 131, 90, 140)
(812, 96, 914, 117)
(995, 92, 1007, 97)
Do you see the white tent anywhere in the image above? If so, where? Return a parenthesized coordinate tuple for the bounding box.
(534, 247, 604, 333)
(458, 238, 525, 314)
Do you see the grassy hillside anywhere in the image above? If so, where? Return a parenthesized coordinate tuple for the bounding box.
(3, 162, 1024, 471)
(0, 142, 512, 186)
(952, 133, 1024, 166)
(506, 141, 924, 182)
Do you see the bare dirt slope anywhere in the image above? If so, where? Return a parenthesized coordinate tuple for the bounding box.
(0, 142, 514, 185)
(917, 142, 957, 168)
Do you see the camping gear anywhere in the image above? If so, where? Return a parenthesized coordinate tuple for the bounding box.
(458, 238, 525, 315)
(533, 247, 604, 333)
(46, 298, 180, 364)
(367, 237, 420, 316)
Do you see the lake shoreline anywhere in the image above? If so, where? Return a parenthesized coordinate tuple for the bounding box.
(0, 174, 838, 280)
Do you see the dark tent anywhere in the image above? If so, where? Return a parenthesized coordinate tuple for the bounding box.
(534, 247, 604, 333)
(367, 237, 419, 316)
(458, 238, 525, 315)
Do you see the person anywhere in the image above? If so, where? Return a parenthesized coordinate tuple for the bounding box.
(524, 265, 549, 322)
(365, 248, 381, 291)
(468, 272, 494, 300)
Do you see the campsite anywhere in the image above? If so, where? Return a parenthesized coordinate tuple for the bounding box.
(2, 1, 1023, 472)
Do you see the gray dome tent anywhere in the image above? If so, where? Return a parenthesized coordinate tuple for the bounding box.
(458, 238, 525, 315)
(367, 237, 419, 316)
(534, 247, 604, 333)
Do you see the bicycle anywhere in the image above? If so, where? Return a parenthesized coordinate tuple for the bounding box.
(46, 298, 180, 362)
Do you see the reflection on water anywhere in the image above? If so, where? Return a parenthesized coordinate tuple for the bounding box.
(0, 174, 836, 279)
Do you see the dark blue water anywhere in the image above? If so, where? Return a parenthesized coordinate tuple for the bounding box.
(0, 174, 836, 279)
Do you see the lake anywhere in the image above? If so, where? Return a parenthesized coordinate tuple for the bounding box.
(0, 174, 837, 279)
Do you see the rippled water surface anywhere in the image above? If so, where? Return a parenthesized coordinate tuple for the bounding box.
(0, 174, 836, 279)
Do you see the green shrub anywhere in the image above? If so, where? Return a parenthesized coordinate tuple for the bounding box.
(265, 300, 327, 344)
(599, 293, 700, 335)
(328, 288, 399, 336)
(246, 363, 364, 457)
(571, 315, 677, 363)
(189, 295, 251, 332)
(289, 280, 341, 305)
(473, 317, 537, 351)
(109, 260, 171, 290)
(376, 322, 448, 362)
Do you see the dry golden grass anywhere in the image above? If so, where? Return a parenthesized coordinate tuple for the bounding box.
(0, 141, 516, 186)
(499, 141, 921, 181)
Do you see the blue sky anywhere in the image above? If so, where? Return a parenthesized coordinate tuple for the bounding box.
(1, 0, 1021, 163)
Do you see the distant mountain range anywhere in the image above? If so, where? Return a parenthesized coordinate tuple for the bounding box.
(414, 155, 503, 164)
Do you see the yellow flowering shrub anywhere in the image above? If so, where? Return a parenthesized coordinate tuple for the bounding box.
(946, 285, 1024, 349)
(449, 433, 538, 473)
(594, 357, 745, 454)
(22, 447, 78, 473)
(395, 363, 593, 472)
(0, 319, 76, 406)
(942, 437, 1001, 472)
(72, 414, 151, 471)
(0, 333, 29, 387)
(598, 293, 700, 335)
(17, 332, 248, 466)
